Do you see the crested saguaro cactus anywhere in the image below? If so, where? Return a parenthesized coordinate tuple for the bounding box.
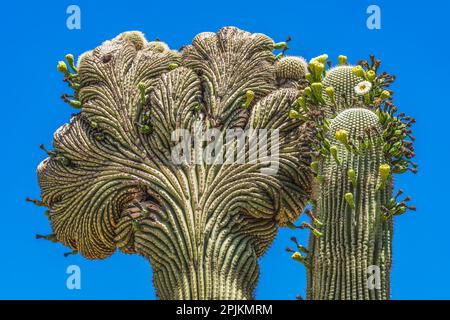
(287, 55, 416, 299)
(34, 27, 314, 299)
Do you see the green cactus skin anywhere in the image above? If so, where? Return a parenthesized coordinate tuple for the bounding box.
(322, 65, 362, 115)
(287, 55, 416, 300)
(308, 108, 393, 300)
(35, 27, 313, 300)
(275, 56, 308, 81)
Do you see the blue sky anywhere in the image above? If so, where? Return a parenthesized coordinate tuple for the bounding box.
(0, 0, 449, 299)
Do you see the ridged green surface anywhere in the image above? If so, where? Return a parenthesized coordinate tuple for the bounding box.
(308, 108, 392, 300)
(322, 65, 362, 115)
(275, 56, 308, 81)
(36, 27, 313, 300)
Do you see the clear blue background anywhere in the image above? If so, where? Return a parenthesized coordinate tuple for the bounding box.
(0, 0, 448, 299)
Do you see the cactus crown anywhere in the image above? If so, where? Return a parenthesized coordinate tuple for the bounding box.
(34, 27, 314, 299)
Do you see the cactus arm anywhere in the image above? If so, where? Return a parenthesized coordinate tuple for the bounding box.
(288, 55, 416, 300)
(309, 108, 393, 299)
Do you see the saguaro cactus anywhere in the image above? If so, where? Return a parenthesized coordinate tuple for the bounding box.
(288, 55, 416, 299)
(33, 27, 314, 299)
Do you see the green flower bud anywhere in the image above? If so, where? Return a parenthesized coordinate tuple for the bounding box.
(330, 145, 340, 165)
(335, 129, 349, 145)
(344, 192, 355, 209)
(310, 161, 319, 173)
(140, 125, 152, 134)
(366, 70, 376, 81)
(309, 60, 325, 74)
(291, 251, 304, 262)
(65, 54, 77, 72)
(242, 90, 255, 109)
(68, 100, 82, 109)
(304, 86, 313, 99)
(297, 97, 306, 110)
(352, 65, 366, 79)
(168, 63, 179, 70)
(90, 121, 98, 129)
(325, 86, 335, 101)
(312, 218, 324, 228)
(348, 169, 356, 186)
(273, 42, 287, 50)
(338, 55, 348, 65)
(289, 109, 301, 120)
(138, 82, 146, 104)
(312, 228, 324, 238)
(379, 164, 391, 182)
(57, 61, 69, 74)
(380, 90, 391, 100)
(311, 82, 323, 100)
(313, 54, 328, 64)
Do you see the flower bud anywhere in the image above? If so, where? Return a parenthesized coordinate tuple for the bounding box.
(57, 61, 69, 74)
(312, 228, 324, 238)
(330, 146, 340, 164)
(65, 54, 77, 71)
(311, 82, 323, 99)
(335, 129, 349, 145)
(169, 63, 179, 70)
(344, 192, 355, 209)
(273, 42, 287, 50)
(304, 87, 313, 99)
(348, 169, 356, 186)
(242, 90, 255, 109)
(289, 109, 301, 119)
(380, 90, 391, 100)
(366, 70, 376, 81)
(379, 164, 391, 182)
(352, 65, 366, 79)
(297, 97, 306, 111)
(68, 100, 82, 109)
(312, 54, 328, 64)
(325, 86, 335, 101)
(338, 55, 348, 65)
(310, 161, 319, 173)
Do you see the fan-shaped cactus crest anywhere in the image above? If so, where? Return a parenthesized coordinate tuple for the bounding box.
(35, 27, 314, 299)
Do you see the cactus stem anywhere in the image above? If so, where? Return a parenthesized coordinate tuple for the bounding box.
(64, 250, 79, 258)
(26, 197, 45, 207)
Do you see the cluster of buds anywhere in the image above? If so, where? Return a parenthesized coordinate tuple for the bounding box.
(286, 236, 310, 269)
(375, 100, 417, 174)
(272, 36, 291, 60)
(57, 54, 81, 109)
(381, 189, 416, 220)
(136, 82, 153, 135)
